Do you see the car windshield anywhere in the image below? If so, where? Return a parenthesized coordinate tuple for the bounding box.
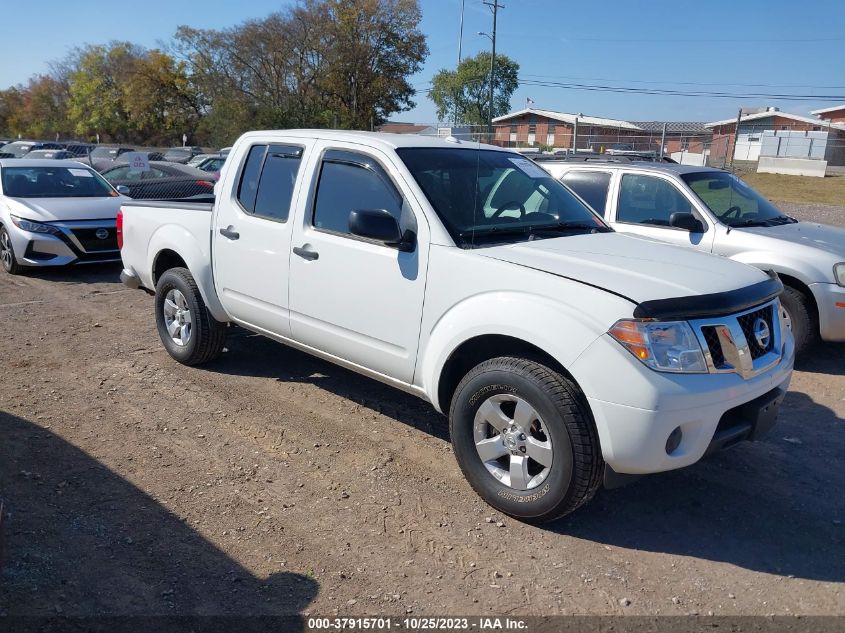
(4, 143, 35, 157)
(90, 147, 123, 159)
(2, 166, 117, 198)
(682, 171, 796, 227)
(396, 148, 610, 247)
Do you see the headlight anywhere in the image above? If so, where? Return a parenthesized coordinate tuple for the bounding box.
(10, 215, 61, 235)
(834, 263, 845, 287)
(609, 319, 708, 373)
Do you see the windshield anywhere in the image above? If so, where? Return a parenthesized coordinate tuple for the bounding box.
(90, 147, 124, 159)
(2, 166, 117, 198)
(4, 143, 35, 157)
(396, 148, 609, 246)
(682, 171, 795, 227)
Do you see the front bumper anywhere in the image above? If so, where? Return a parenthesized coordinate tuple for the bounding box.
(809, 282, 845, 342)
(571, 328, 795, 475)
(7, 219, 120, 267)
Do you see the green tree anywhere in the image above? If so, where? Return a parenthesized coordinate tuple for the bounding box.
(67, 42, 145, 142)
(319, 0, 428, 129)
(429, 52, 519, 126)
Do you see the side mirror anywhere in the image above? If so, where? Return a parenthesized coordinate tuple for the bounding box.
(116, 185, 130, 195)
(670, 212, 705, 233)
(349, 209, 415, 251)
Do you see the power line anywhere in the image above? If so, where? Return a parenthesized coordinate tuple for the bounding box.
(517, 79, 845, 101)
(518, 73, 845, 91)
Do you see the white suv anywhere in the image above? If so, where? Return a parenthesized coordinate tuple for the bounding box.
(540, 159, 845, 356)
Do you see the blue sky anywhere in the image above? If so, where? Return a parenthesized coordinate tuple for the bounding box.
(3, 0, 844, 124)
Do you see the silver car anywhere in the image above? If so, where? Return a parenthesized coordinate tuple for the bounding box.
(0, 159, 128, 274)
(540, 158, 845, 355)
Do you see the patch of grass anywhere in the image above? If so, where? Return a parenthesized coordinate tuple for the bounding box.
(741, 172, 845, 205)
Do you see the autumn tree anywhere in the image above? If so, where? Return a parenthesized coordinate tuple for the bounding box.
(429, 52, 519, 126)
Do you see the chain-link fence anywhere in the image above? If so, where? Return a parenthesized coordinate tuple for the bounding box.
(4, 118, 844, 204)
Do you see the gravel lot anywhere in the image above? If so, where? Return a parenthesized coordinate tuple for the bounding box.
(1, 203, 843, 617)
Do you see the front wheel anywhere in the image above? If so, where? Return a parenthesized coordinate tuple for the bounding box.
(155, 267, 227, 365)
(0, 226, 23, 275)
(780, 286, 816, 358)
(449, 357, 603, 523)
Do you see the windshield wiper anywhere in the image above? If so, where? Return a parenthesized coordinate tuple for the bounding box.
(456, 221, 610, 247)
(726, 215, 797, 228)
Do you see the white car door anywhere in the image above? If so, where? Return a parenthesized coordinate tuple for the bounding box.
(212, 140, 313, 337)
(287, 143, 428, 383)
(608, 171, 715, 252)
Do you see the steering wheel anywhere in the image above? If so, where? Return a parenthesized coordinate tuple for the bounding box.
(722, 205, 743, 219)
(491, 200, 526, 219)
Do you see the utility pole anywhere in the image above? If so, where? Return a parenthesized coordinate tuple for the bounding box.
(483, 0, 504, 139)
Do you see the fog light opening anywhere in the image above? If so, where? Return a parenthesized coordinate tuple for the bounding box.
(666, 426, 683, 455)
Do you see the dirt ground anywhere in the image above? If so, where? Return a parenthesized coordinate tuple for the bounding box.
(1, 212, 844, 617)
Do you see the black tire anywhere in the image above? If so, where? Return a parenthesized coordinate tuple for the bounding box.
(154, 267, 227, 366)
(780, 285, 816, 358)
(449, 357, 603, 523)
(0, 225, 23, 275)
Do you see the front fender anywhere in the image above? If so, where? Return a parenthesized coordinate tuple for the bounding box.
(146, 224, 228, 322)
(728, 251, 825, 286)
(418, 290, 615, 412)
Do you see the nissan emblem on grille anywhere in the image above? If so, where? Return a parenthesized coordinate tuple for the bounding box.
(754, 317, 771, 349)
(95, 229, 109, 240)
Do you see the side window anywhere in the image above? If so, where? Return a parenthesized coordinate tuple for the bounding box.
(236, 145, 267, 212)
(312, 152, 402, 236)
(106, 166, 132, 180)
(617, 174, 692, 226)
(237, 144, 302, 222)
(561, 171, 611, 217)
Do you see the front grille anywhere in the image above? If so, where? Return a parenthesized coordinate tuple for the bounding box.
(691, 299, 782, 379)
(737, 305, 775, 359)
(71, 227, 118, 253)
(701, 326, 725, 367)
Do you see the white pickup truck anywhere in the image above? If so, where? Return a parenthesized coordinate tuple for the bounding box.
(119, 130, 794, 522)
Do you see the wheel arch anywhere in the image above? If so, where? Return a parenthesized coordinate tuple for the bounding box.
(146, 224, 228, 322)
(435, 334, 589, 417)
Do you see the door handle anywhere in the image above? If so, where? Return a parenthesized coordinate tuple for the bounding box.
(293, 245, 319, 261)
(219, 226, 240, 240)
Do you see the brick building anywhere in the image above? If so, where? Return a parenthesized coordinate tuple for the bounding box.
(706, 107, 845, 162)
(811, 104, 845, 124)
(490, 108, 711, 154)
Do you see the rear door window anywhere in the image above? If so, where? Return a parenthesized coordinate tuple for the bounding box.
(561, 171, 612, 216)
(236, 144, 303, 222)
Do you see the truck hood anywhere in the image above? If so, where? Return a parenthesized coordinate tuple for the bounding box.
(736, 221, 845, 259)
(3, 195, 125, 222)
(479, 232, 768, 304)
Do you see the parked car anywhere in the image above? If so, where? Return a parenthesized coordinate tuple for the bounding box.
(114, 150, 165, 163)
(118, 130, 794, 522)
(538, 158, 845, 355)
(77, 146, 137, 171)
(61, 143, 96, 158)
(24, 149, 76, 160)
(0, 141, 64, 158)
(163, 146, 204, 164)
(0, 159, 127, 273)
(192, 154, 227, 178)
(101, 161, 216, 199)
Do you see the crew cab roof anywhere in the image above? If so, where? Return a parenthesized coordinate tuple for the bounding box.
(236, 129, 505, 153)
(546, 159, 721, 176)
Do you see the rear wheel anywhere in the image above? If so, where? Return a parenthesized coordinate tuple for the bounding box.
(0, 226, 23, 275)
(155, 267, 226, 365)
(449, 357, 603, 523)
(780, 286, 816, 357)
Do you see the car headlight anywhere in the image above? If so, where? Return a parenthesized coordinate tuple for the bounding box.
(835, 263, 845, 287)
(609, 319, 708, 373)
(10, 215, 61, 235)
